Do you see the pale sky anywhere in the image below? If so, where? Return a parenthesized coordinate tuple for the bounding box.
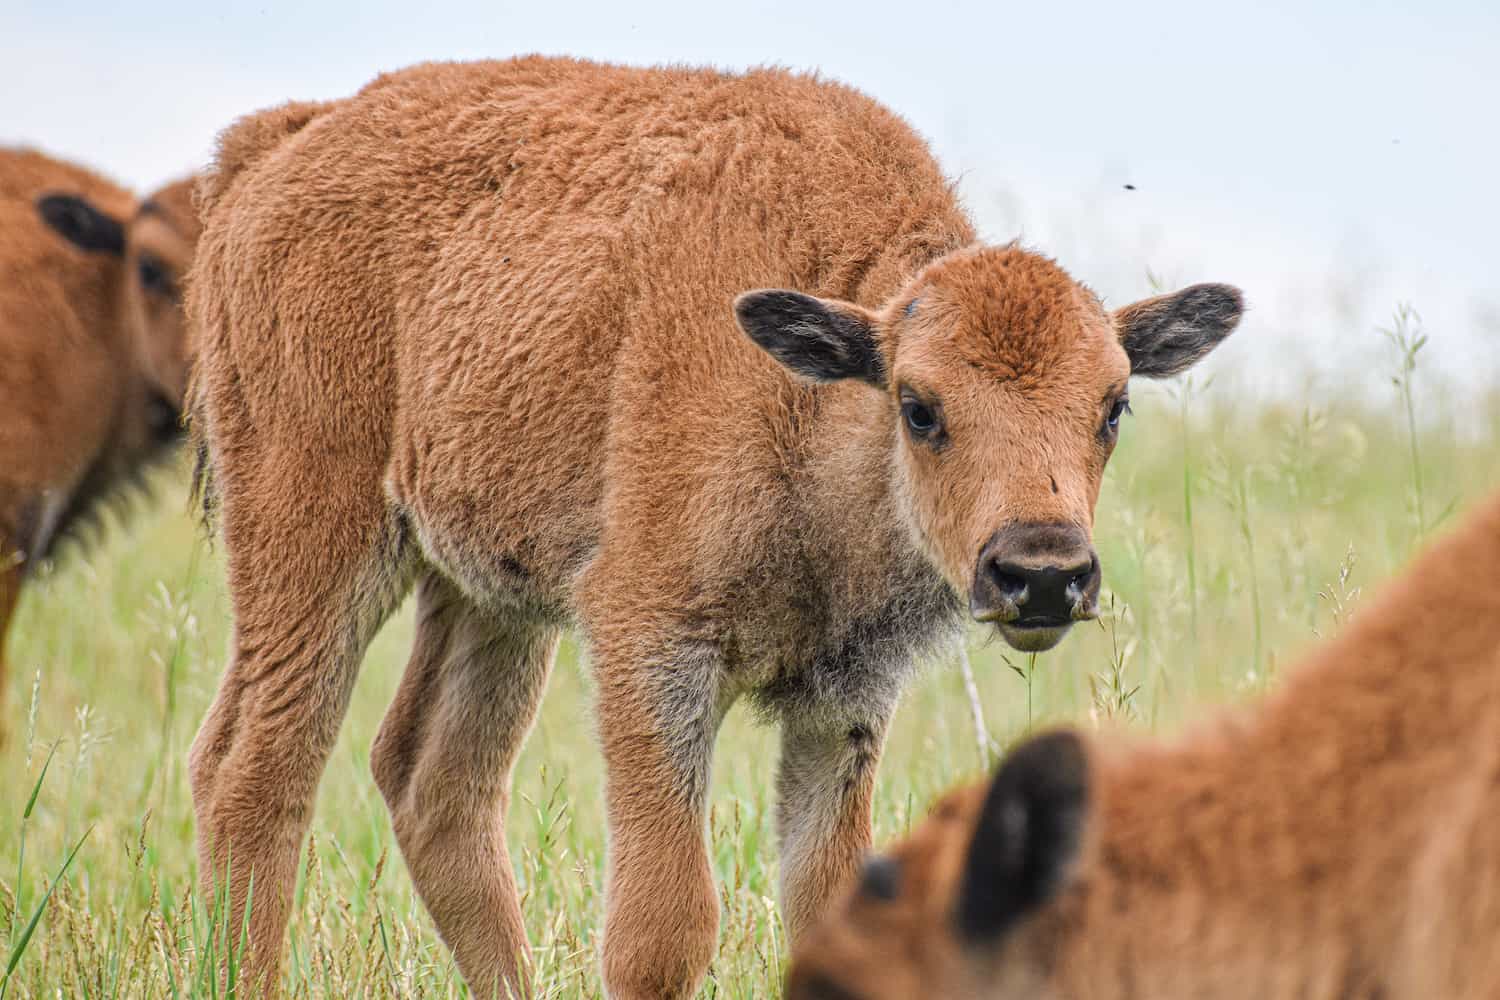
(5, 0, 1497, 400)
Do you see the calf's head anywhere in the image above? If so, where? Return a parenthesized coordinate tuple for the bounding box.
(736, 246, 1242, 652)
(785, 730, 1096, 1000)
(120, 177, 201, 410)
(38, 176, 201, 445)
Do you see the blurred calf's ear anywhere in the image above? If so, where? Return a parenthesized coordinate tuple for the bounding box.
(734, 289, 886, 387)
(37, 193, 126, 256)
(1115, 283, 1244, 378)
(958, 729, 1090, 941)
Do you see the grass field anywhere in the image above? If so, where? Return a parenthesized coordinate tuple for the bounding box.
(2, 321, 1496, 997)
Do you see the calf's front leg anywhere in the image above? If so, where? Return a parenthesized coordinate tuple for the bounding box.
(776, 710, 892, 942)
(593, 632, 729, 1000)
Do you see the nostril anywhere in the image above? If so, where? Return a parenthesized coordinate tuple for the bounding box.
(997, 571, 1027, 598)
(988, 563, 1029, 602)
(1064, 556, 1102, 612)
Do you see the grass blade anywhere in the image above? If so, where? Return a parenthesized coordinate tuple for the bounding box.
(1, 826, 92, 996)
(21, 741, 59, 822)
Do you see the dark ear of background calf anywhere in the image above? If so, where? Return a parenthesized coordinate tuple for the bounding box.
(37, 194, 126, 256)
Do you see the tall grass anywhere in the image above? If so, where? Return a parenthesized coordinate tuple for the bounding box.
(1, 328, 1495, 997)
(1385, 304, 1430, 532)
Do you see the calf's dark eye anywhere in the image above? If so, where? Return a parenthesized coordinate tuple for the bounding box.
(138, 253, 175, 299)
(1106, 396, 1131, 432)
(858, 855, 902, 901)
(902, 399, 937, 436)
(799, 973, 864, 1000)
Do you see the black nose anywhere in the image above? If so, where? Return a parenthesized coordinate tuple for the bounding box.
(971, 523, 1101, 625)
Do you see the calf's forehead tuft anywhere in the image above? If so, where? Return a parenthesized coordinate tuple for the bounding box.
(910, 246, 1112, 384)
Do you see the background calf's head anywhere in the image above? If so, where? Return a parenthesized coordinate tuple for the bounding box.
(785, 729, 1094, 1000)
(38, 175, 200, 452)
(121, 177, 201, 414)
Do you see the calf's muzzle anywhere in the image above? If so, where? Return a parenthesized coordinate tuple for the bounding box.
(971, 523, 1101, 652)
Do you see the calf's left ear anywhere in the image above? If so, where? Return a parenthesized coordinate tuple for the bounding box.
(1114, 283, 1244, 378)
(36, 193, 127, 256)
(734, 289, 886, 387)
(958, 729, 1091, 941)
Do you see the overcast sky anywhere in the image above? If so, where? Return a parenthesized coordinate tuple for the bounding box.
(5, 0, 1497, 400)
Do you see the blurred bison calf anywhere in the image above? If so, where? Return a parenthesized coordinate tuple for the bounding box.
(186, 58, 1241, 998)
(0, 148, 200, 735)
(789, 490, 1500, 1000)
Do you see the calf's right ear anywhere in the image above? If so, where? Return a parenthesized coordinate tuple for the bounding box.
(734, 289, 886, 387)
(36, 193, 126, 256)
(1115, 283, 1244, 378)
(957, 729, 1091, 941)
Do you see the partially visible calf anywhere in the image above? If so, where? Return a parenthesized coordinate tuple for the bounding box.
(788, 489, 1500, 1000)
(0, 148, 200, 734)
(186, 58, 1242, 998)
(120, 175, 201, 406)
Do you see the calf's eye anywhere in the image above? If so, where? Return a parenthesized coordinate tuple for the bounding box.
(904, 400, 935, 433)
(901, 394, 942, 441)
(138, 253, 176, 299)
(1105, 396, 1131, 432)
(800, 973, 864, 1000)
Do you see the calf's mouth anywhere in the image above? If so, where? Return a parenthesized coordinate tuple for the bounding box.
(995, 618, 1076, 653)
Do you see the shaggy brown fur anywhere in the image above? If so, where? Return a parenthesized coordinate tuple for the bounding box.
(788, 488, 1500, 1000)
(0, 148, 200, 739)
(186, 56, 1242, 998)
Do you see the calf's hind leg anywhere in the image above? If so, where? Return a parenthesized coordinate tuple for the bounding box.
(188, 460, 409, 990)
(0, 554, 19, 744)
(371, 575, 558, 998)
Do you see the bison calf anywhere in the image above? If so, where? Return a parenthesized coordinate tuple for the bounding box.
(0, 148, 199, 737)
(789, 490, 1500, 1000)
(186, 57, 1241, 998)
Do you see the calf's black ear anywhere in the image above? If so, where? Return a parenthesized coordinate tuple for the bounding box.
(958, 729, 1091, 941)
(734, 289, 886, 387)
(1114, 283, 1244, 378)
(37, 193, 126, 256)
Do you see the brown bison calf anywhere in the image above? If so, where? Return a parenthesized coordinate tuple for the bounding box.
(788, 490, 1500, 1000)
(186, 57, 1242, 997)
(0, 148, 200, 736)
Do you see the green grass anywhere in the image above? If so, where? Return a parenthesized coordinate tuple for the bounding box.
(2, 329, 1497, 997)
